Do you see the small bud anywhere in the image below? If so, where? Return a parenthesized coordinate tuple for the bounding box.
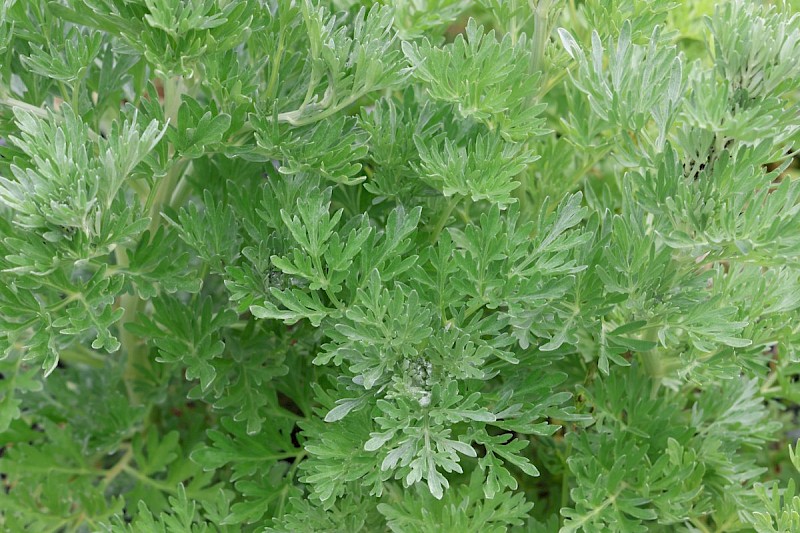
(418, 393, 431, 407)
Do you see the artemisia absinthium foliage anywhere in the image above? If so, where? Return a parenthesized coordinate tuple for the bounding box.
(1, 0, 800, 531)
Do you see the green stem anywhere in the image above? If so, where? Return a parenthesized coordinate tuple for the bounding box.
(121, 466, 184, 496)
(463, 298, 486, 321)
(312, 255, 344, 311)
(120, 298, 146, 403)
(121, 77, 192, 404)
(429, 196, 460, 245)
(559, 440, 572, 520)
(689, 516, 713, 533)
(325, 288, 344, 310)
(564, 146, 612, 194)
(162, 76, 183, 126)
(276, 89, 359, 127)
(266, 29, 286, 101)
(57, 81, 71, 107)
(760, 366, 779, 394)
(58, 343, 105, 368)
(530, 0, 554, 76)
(568, 484, 626, 530)
(168, 161, 194, 207)
(0, 96, 100, 140)
(146, 77, 187, 233)
(71, 72, 86, 112)
(714, 513, 739, 532)
(117, 244, 148, 404)
(0, 96, 49, 117)
(101, 445, 133, 487)
(639, 327, 664, 384)
(540, 69, 568, 97)
(147, 154, 190, 234)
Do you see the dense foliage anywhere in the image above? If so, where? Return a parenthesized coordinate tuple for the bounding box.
(1, 0, 800, 531)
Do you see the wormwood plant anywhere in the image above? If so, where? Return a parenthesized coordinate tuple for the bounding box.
(1, 0, 800, 531)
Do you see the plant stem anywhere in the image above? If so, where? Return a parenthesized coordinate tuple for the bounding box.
(168, 161, 194, 207)
(144, 159, 187, 229)
(118, 244, 147, 404)
(71, 74, 84, 112)
(121, 466, 183, 496)
(639, 327, 664, 387)
(58, 343, 105, 368)
(530, 0, 554, 75)
(101, 445, 133, 487)
(557, 437, 572, 528)
(122, 76, 186, 404)
(162, 76, 183, 126)
(689, 516, 713, 533)
(564, 146, 612, 193)
(266, 29, 286, 101)
(429, 196, 460, 245)
(0, 96, 49, 117)
(0, 96, 100, 140)
(276, 90, 360, 127)
(148, 144, 188, 234)
(760, 366, 779, 394)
